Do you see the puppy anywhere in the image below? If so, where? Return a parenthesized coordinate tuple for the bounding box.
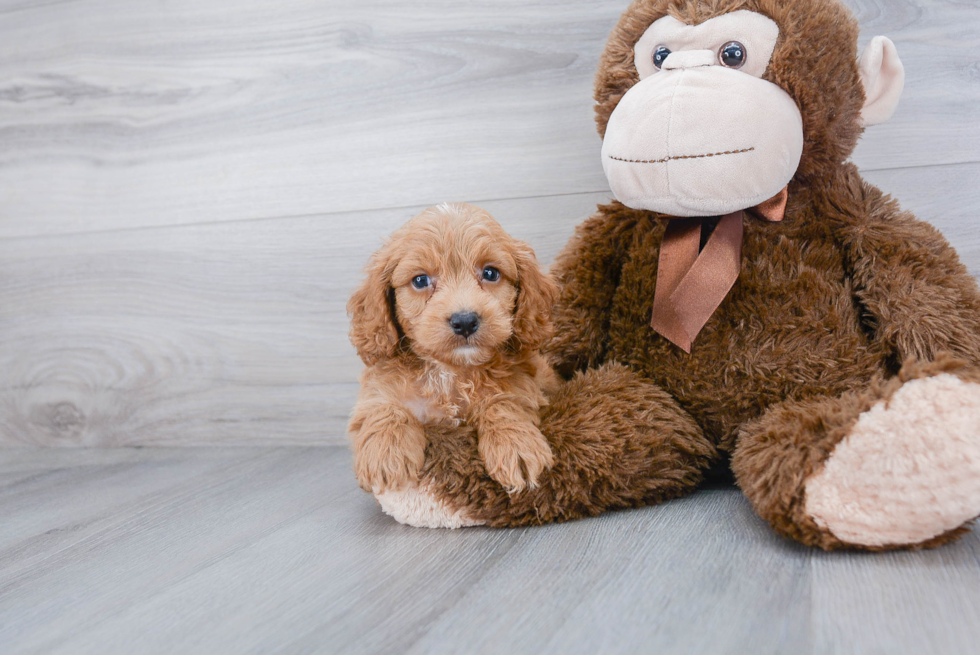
(347, 203, 559, 494)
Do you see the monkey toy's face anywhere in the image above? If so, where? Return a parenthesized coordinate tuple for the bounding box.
(603, 10, 800, 216)
(598, 0, 905, 218)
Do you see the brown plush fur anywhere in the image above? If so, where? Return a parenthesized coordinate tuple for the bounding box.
(348, 204, 560, 493)
(406, 0, 980, 549)
(546, 163, 980, 453)
(424, 363, 716, 526)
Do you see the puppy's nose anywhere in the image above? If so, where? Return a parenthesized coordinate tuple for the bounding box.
(449, 312, 480, 338)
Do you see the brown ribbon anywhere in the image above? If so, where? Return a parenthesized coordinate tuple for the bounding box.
(650, 187, 788, 353)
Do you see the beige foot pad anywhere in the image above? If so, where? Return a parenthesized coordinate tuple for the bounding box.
(805, 374, 980, 547)
(374, 483, 485, 529)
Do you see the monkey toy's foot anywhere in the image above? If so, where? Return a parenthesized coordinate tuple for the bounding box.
(736, 357, 980, 550)
(804, 371, 980, 548)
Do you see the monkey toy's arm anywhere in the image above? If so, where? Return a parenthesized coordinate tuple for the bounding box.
(833, 166, 980, 366)
(545, 203, 639, 378)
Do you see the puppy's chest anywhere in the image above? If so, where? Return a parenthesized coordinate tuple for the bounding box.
(403, 367, 477, 426)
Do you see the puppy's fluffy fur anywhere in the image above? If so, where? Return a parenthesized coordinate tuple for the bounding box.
(348, 203, 560, 493)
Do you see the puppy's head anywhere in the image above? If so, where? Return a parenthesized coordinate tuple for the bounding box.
(348, 203, 558, 367)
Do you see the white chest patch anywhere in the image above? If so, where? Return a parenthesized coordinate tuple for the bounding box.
(402, 362, 470, 426)
(403, 396, 444, 423)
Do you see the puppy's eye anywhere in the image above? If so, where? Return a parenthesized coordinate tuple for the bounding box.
(411, 274, 430, 289)
(482, 266, 500, 283)
(719, 41, 746, 69)
(652, 45, 671, 70)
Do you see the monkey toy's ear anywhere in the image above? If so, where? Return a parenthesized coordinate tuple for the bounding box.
(347, 247, 401, 365)
(858, 36, 905, 127)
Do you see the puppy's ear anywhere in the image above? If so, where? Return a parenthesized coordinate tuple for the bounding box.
(510, 241, 560, 353)
(348, 246, 400, 365)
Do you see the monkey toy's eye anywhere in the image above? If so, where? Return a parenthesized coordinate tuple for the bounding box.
(652, 45, 671, 70)
(719, 41, 746, 69)
(481, 266, 500, 283)
(411, 274, 430, 289)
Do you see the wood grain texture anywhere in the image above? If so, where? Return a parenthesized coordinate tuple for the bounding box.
(0, 192, 600, 446)
(1, 447, 979, 654)
(0, 0, 618, 237)
(812, 543, 980, 654)
(3, 164, 978, 446)
(0, 0, 975, 237)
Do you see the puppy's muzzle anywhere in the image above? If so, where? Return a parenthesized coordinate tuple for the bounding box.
(449, 311, 480, 338)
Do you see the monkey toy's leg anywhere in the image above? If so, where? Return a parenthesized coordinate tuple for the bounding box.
(373, 363, 717, 528)
(733, 357, 980, 550)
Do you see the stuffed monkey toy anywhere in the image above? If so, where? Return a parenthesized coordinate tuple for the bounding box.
(359, 0, 980, 550)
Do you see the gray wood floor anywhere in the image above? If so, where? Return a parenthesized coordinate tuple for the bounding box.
(0, 447, 978, 655)
(1, 0, 978, 445)
(0, 447, 980, 653)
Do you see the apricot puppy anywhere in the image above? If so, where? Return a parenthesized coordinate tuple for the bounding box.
(347, 203, 559, 494)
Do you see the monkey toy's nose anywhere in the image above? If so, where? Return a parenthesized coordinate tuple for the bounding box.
(661, 49, 716, 70)
(449, 312, 480, 338)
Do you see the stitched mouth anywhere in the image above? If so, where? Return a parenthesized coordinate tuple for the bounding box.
(608, 147, 755, 164)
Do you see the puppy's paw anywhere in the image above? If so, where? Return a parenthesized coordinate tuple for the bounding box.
(353, 424, 427, 493)
(478, 423, 554, 494)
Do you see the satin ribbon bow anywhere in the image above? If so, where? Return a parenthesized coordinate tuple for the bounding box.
(650, 187, 788, 353)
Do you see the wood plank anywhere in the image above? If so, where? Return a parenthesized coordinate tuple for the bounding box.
(811, 530, 980, 653)
(0, 0, 976, 238)
(1, 448, 978, 654)
(0, 448, 266, 582)
(0, 192, 601, 446)
(0, 447, 358, 652)
(97, 488, 810, 655)
(0, 0, 619, 238)
(396, 488, 812, 655)
(2, 162, 977, 447)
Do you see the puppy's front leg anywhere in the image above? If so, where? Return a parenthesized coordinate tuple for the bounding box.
(348, 391, 427, 493)
(475, 401, 554, 493)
